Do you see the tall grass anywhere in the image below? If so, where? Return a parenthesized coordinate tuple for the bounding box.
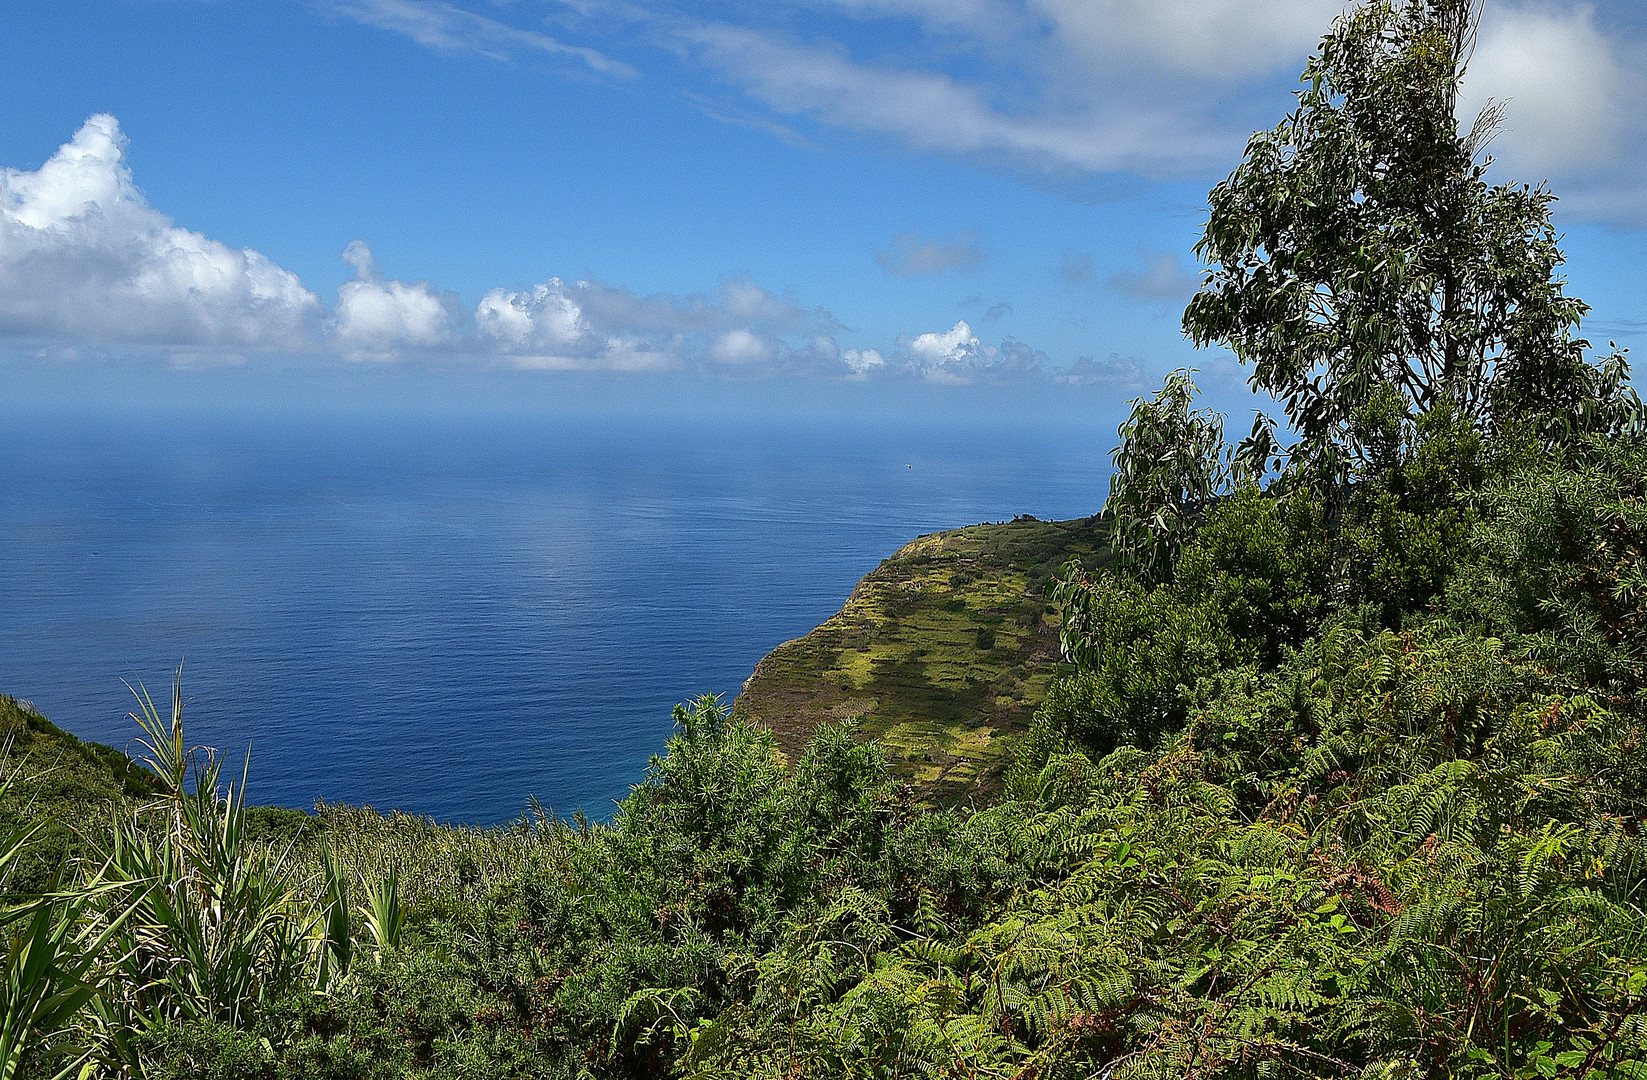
(0, 752, 132, 1080)
(83, 673, 322, 1036)
(301, 799, 576, 917)
(55, 670, 429, 1075)
(0, 669, 599, 1077)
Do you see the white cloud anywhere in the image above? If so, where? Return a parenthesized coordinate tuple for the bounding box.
(1109, 251, 1200, 301)
(475, 279, 587, 353)
(471, 275, 836, 372)
(709, 327, 775, 364)
(0, 114, 322, 350)
(305, 1, 1647, 226)
(471, 279, 679, 370)
(0, 117, 1119, 381)
(875, 320, 1053, 383)
(876, 229, 983, 275)
(908, 320, 984, 367)
(314, 1, 1270, 177)
(332, 241, 455, 358)
(841, 346, 886, 378)
(892, 320, 1013, 382)
(684, 24, 1224, 177)
(328, 0, 636, 77)
(1030, 0, 1347, 80)
(664, 0, 1373, 181)
(1461, 4, 1632, 175)
(720, 276, 808, 324)
(674, 0, 1647, 223)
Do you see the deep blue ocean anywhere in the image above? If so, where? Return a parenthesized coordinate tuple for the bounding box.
(0, 405, 1114, 824)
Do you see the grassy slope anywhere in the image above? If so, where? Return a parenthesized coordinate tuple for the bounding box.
(0, 694, 160, 895)
(0, 695, 317, 898)
(734, 515, 1108, 803)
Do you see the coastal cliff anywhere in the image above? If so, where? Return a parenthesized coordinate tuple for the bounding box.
(733, 514, 1109, 802)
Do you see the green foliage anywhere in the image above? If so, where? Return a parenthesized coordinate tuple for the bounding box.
(1050, 570, 1234, 755)
(0, 723, 151, 1080)
(0, 695, 156, 901)
(1448, 436, 1647, 706)
(1102, 368, 1233, 581)
(1174, 484, 1332, 663)
(0, 825, 112, 1080)
(13, 436, 1647, 1076)
(361, 866, 406, 955)
(1183, 0, 1639, 467)
(683, 605, 1647, 1078)
(1338, 389, 1486, 621)
(84, 673, 317, 1038)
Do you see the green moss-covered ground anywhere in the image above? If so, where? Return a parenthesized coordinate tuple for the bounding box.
(733, 515, 1109, 803)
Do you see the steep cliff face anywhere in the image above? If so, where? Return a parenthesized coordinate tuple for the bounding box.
(734, 515, 1109, 803)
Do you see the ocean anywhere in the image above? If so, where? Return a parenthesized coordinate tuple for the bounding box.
(0, 404, 1114, 823)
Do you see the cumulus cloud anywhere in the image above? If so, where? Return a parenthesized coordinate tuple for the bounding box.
(1109, 251, 1200, 301)
(982, 301, 1013, 322)
(336, 269, 1072, 380)
(473, 275, 831, 372)
(875, 229, 983, 275)
(0, 114, 322, 351)
(840, 347, 886, 378)
(0, 116, 1129, 383)
(333, 241, 456, 359)
(887, 320, 1045, 383)
(475, 279, 587, 355)
(907, 320, 985, 378)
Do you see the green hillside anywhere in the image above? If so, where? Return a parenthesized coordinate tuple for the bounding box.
(0, 694, 159, 897)
(735, 515, 1108, 802)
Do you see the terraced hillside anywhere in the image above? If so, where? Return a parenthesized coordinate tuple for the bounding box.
(734, 515, 1108, 803)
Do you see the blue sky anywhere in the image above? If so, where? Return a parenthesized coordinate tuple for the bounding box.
(3, 0, 1647, 416)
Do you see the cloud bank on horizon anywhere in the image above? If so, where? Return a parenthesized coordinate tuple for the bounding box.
(0, 115, 1067, 383)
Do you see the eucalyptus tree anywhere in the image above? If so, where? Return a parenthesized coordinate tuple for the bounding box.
(1183, 0, 1637, 469)
(1097, 369, 1232, 582)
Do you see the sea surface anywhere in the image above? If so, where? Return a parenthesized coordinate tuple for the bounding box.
(0, 404, 1115, 823)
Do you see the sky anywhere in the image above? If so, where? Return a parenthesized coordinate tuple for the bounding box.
(3, 0, 1647, 418)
